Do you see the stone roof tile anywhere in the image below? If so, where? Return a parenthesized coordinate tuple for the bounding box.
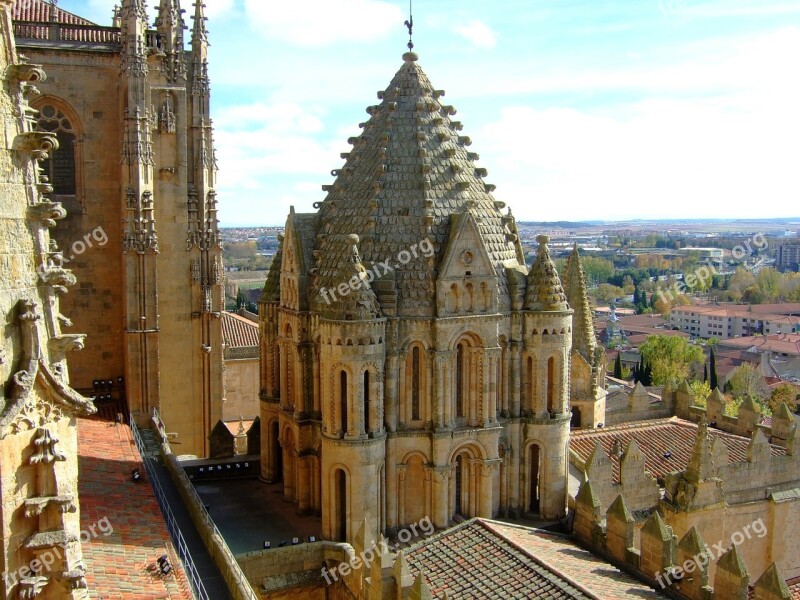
(404, 519, 591, 599)
(311, 52, 522, 317)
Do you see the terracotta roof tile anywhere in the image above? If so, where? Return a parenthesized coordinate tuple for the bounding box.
(221, 311, 259, 349)
(570, 417, 786, 481)
(78, 417, 192, 600)
(14, 0, 96, 25)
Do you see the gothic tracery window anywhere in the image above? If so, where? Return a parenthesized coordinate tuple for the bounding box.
(35, 104, 76, 195)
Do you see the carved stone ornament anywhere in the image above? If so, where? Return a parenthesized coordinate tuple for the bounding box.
(29, 427, 66, 465)
(18, 575, 48, 599)
(159, 95, 176, 134)
(14, 131, 58, 161)
(28, 200, 66, 228)
(6, 62, 46, 84)
(0, 300, 95, 438)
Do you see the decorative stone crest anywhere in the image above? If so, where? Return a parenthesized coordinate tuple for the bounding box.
(159, 94, 176, 134)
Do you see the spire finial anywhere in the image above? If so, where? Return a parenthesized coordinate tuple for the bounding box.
(404, 0, 413, 51)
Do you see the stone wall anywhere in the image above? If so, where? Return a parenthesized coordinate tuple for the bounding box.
(157, 421, 259, 600)
(574, 481, 797, 600)
(224, 357, 260, 420)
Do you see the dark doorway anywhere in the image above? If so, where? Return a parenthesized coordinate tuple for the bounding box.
(529, 445, 541, 513)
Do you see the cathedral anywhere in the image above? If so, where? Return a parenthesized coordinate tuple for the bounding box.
(258, 50, 606, 544)
(11, 0, 225, 457)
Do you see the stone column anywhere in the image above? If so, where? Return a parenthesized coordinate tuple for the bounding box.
(443, 354, 453, 428)
(386, 449, 398, 530)
(397, 464, 407, 526)
(479, 460, 501, 518)
(385, 353, 399, 432)
(481, 350, 490, 426)
(431, 466, 452, 529)
(279, 342, 288, 410)
(433, 352, 448, 430)
(487, 349, 499, 423)
(398, 354, 407, 427)
(312, 347, 320, 416)
(298, 456, 310, 513)
(510, 341, 521, 417)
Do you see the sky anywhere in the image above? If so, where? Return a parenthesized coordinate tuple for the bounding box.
(60, 0, 800, 226)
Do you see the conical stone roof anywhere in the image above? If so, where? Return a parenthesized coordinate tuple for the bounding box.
(310, 52, 522, 317)
(564, 244, 596, 359)
(525, 235, 568, 312)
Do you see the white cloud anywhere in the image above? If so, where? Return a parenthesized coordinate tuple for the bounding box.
(242, 0, 404, 46)
(453, 19, 497, 49)
(204, 0, 236, 19)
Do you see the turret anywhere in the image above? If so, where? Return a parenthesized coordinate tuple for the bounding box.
(563, 244, 606, 428)
(316, 235, 386, 543)
(155, 0, 187, 81)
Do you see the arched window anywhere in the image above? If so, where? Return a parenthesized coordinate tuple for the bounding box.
(411, 347, 420, 421)
(456, 343, 465, 418)
(363, 370, 370, 434)
(340, 370, 348, 435)
(547, 357, 556, 413)
(35, 104, 76, 195)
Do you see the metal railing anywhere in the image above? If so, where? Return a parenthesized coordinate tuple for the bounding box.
(130, 419, 211, 600)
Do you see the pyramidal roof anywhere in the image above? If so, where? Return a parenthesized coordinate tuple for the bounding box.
(525, 235, 569, 312)
(310, 51, 523, 316)
(564, 245, 596, 359)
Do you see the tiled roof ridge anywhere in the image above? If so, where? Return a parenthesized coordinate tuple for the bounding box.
(475, 520, 596, 600)
(570, 415, 683, 437)
(525, 235, 569, 311)
(310, 52, 520, 314)
(14, 0, 98, 26)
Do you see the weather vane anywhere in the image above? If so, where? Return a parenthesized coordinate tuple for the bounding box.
(404, 0, 413, 50)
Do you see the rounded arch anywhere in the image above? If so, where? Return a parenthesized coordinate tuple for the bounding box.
(450, 331, 483, 350)
(447, 441, 486, 464)
(399, 337, 432, 353)
(400, 449, 430, 465)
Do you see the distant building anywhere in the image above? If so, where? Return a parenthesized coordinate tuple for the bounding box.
(777, 241, 800, 272)
(670, 304, 800, 338)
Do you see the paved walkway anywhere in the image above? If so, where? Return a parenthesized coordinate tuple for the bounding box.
(138, 428, 234, 600)
(78, 418, 193, 599)
(194, 479, 321, 555)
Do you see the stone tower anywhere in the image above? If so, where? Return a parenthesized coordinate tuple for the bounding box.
(563, 245, 606, 428)
(259, 51, 588, 542)
(0, 0, 95, 596)
(12, 0, 224, 456)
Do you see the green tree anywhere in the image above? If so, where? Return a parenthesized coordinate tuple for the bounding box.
(639, 335, 705, 386)
(769, 383, 799, 413)
(727, 363, 769, 402)
(613, 354, 623, 379)
(709, 347, 718, 391)
(689, 380, 712, 408)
